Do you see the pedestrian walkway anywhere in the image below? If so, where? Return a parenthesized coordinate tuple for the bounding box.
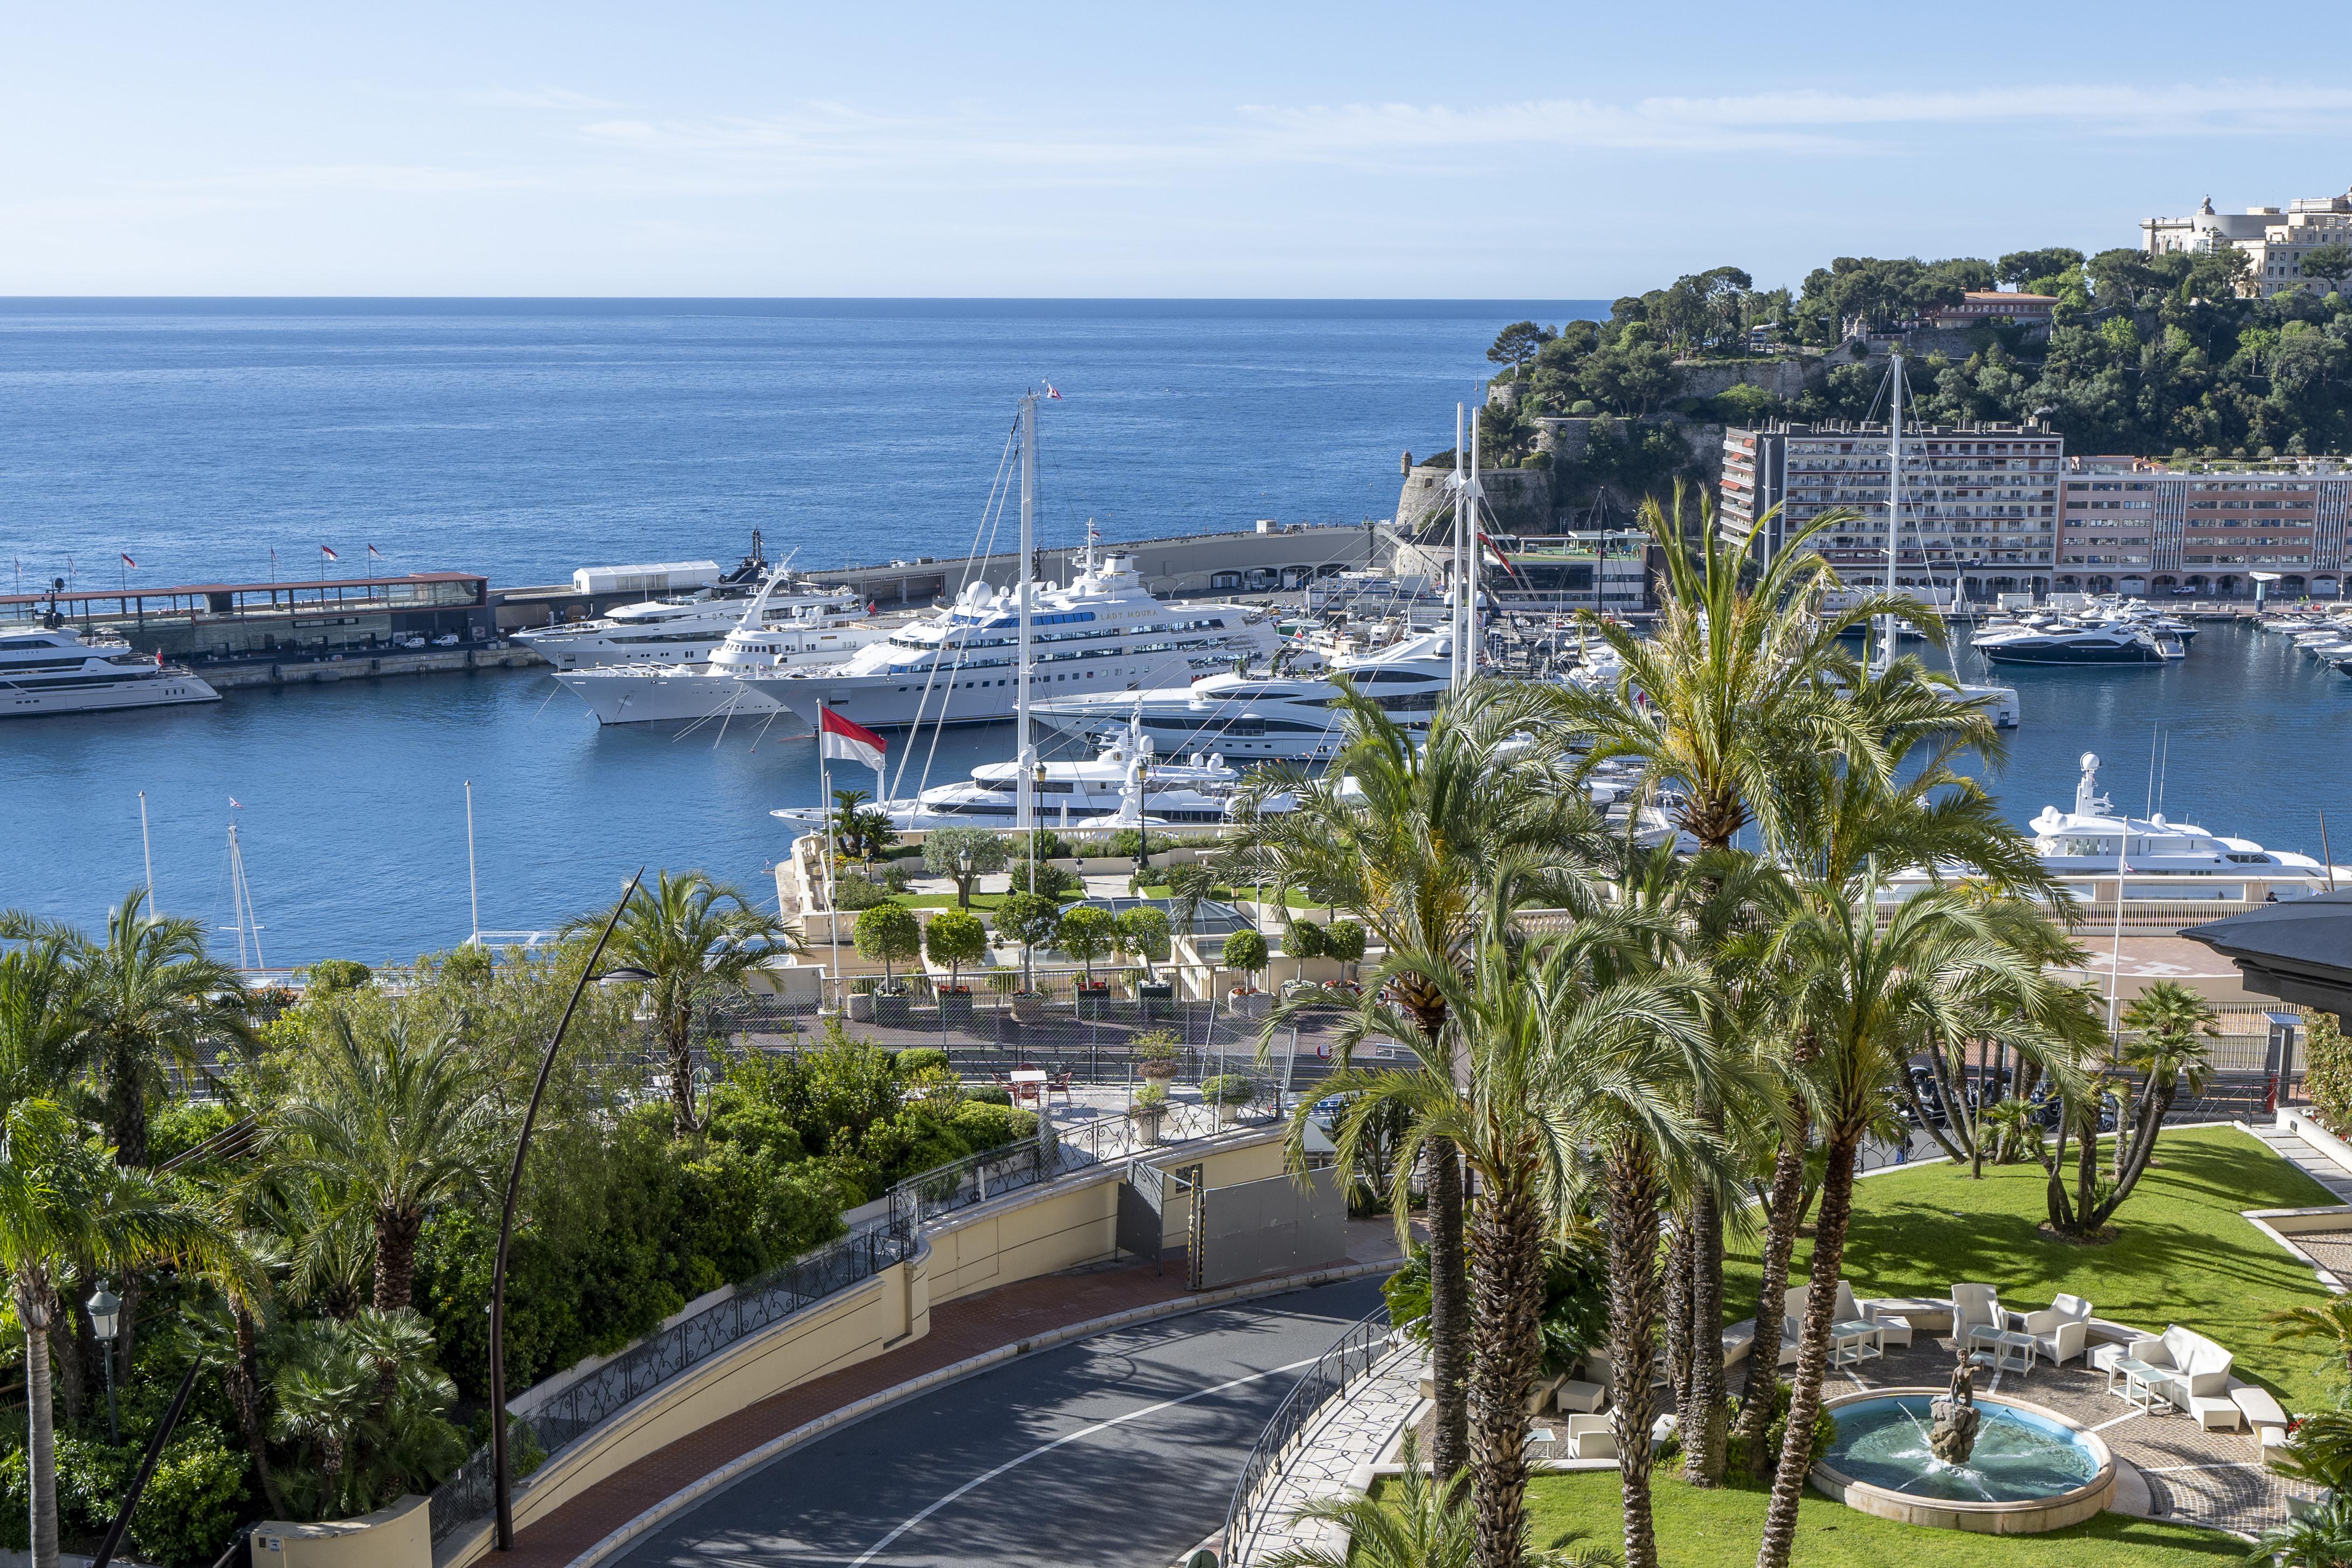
(1224, 1347, 1421, 1568)
(489, 1218, 1404, 1567)
(2251, 1116, 2352, 1201)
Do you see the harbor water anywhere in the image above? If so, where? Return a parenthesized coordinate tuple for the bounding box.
(3, 301, 2348, 963)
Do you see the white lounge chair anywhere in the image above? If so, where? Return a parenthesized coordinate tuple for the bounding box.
(2016, 1294, 2093, 1366)
(2129, 1324, 2233, 1412)
(1951, 1283, 2005, 1357)
(1564, 1413, 1617, 1461)
(1837, 1282, 1913, 1348)
(1788, 1283, 1882, 1366)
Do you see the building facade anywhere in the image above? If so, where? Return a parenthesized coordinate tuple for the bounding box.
(2141, 189, 2352, 298)
(1719, 422, 2063, 602)
(2058, 461, 2349, 598)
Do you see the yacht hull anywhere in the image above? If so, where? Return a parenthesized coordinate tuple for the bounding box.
(748, 643, 1272, 730)
(1978, 644, 2171, 665)
(1, 674, 222, 717)
(553, 671, 785, 726)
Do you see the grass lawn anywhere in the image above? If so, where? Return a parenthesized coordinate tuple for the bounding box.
(1723, 1125, 2345, 1410)
(1522, 1472, 2243, 1567)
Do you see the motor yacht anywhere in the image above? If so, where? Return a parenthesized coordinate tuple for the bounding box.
(742, 546, 1282, 730)
(1027, 630, 1455, 762)
(1970, 620, 2183, 665)
(551, 568, 896, 724)
(0, 627, 220, 717)
(514, 541, 832, 669)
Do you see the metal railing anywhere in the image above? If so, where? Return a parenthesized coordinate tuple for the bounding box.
(429, 1222, 914, 1543)
(1220, 1303, 1398, 1568)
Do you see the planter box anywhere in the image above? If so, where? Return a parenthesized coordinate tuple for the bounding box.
(1075, 985, 1112, 1019)
(938, 989, 975, 1025)
(1133, 980, 1175, 1018)
(1010, 993, 1049, 1023)
(847, 993, 875, 1023)
(1130, 1112, 1164, 1145)
(1139, 1060, 1181, 1082)
(873, 993, 913, 1027)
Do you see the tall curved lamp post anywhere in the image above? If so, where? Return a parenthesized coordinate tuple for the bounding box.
(489, 869, 653, 1550)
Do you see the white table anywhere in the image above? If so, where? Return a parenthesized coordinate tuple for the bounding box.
(1009, 1069, 1047, 1108)
(2113, 1357, 2163, 1413)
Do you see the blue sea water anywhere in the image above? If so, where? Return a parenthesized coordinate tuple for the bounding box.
(2, 300, 2347, 965)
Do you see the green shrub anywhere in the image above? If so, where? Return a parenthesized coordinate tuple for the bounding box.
(303, 957, 374, 996)
(1107, 828, 1177, 859)
(1727, 1379, 1837, 1476)
(1025, 829, 1072, 861)
(1131, 1081, 1170, 1115)
(962, 1085, 1013, 1106)
(129, 1433, 248, 1565)
(893, 1047, 950, 1077)
(951, 1100, 1037, 1149)
(2308, 1009, 2352, 1139)
(1202, 1073, 1259, 1107)
(833, 872, 892, 911)
(1019, 860, 1079, 900)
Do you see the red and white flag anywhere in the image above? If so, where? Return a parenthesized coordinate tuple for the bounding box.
(320, 545, 339, 561)
(818, 705, 886, 771)
(229, 797, 244, 810)
(121, 552, 138, 568)
(1044, 383, 1063, 400)
(367, 544, 383, 559)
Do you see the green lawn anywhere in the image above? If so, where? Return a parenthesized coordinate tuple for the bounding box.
(1724, 1126, 2344, 1410)
(1522, 1472, 2243, 1567)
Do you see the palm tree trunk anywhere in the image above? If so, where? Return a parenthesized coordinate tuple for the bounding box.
(1754, 1131, 1859, 1568)
(1605, 1139, 1664, 1568)
(1736, 1120, 1807, 1477)
(669, 1006, 699, 1136)
(375, 1207, 423, 1313)
(230, 1305, 287, 1516)
(1425, 1137, 1471, 1485)
(1687, 1165, 1727, 1484)
(1663, 1215, 1693, 1425)
(2075, 1104, 2098, 1232)
(20, 1289, 59, 1568)
(1468, 1182, 1543, 1568)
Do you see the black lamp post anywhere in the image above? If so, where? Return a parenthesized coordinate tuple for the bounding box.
(489, 870, 653, 1551)
(87, 1282, 120, 1445)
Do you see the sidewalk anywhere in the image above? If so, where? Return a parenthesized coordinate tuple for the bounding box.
(495, 1218, 1406, 1567)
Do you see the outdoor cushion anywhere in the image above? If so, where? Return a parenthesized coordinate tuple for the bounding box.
(1555, 1380, 1605, 1414)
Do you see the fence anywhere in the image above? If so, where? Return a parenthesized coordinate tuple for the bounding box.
(1219, 1303, 1398, 1568)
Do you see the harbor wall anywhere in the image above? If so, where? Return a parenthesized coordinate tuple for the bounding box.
(199, 646, 547, 688)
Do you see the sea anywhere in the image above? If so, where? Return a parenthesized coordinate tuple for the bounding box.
(3, 299, 2348, 966)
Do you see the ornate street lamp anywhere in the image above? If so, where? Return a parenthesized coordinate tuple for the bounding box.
(86, 1282, 121, 1445)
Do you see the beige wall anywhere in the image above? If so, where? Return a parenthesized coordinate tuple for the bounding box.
(434, 1127, 1287, 1567)
(256, 1496, 430, 1568)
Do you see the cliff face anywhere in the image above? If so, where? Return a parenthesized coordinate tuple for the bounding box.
(1395, 463, 1554, 541)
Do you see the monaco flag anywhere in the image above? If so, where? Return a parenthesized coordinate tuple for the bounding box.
(818, 705, 886, 771)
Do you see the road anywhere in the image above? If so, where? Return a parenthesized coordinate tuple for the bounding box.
(613, 1274, 1387, 1568)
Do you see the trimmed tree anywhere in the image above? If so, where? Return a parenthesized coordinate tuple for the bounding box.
(996, 891, 1063, 994)
(1223, 928, 1270, 992)
(921, 827, 1008, 909)
(1323, 917, 1367, 975)
(1054, 906, 1119, 986)
(1117, 906, 1171, 979)
(923, 908, 988, 991)
(853, 900, 923, 991)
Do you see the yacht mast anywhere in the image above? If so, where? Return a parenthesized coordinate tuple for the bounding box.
(1451, 403, 1466, 690)
(1016, 393, 1038, 855)
(1465, 405, 1481, 685)
(1880, 350, 1905, 675)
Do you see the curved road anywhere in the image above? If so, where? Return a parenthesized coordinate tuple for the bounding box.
(613, 1275, 1385, 1568)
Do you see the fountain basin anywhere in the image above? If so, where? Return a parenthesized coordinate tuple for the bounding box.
(1810, 1389, 2115, 1534)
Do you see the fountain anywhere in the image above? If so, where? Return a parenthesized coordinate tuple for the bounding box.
(1811, 1385, 2115, 1534)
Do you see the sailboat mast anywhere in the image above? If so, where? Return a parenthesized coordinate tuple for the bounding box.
(1451, 402, 1466, 690)
(139, 791, 155, 912)
(1016, 393, 1038, 848)
(1882, 349, 1905, 672)
(1466, 405, 1481, 683)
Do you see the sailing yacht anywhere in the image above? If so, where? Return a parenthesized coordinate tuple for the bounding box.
(1027, 630, 1456, 761)
(550, 568, 895, 724)
(0, 628, 220, 717)
(742, 544, 1282, 730)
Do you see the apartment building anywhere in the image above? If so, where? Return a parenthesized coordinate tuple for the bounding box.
(1719, 422, 2064, 601)
(2058, 461, 2349, 598)
(2141, 188, 2352, 298)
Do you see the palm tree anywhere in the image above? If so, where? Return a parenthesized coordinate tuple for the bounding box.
(2268, 1296, 2352, 1387)
(1538, 483, 1954, 1482)
(1751, 879, 2084, 1568)
(1263, 1461, 1620, 1568)
(564, 869, 795, 1135)
(0, 1098, 236, 1568)
(273, 1012, 502, 1312)
(1232, 678, 1605, 1486)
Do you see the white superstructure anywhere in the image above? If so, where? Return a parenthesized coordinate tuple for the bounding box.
(743, 546, 1281, 731)
(550, 569, 894, 724)
(0, 628, 220, 718)
(1027, 630, 1456, 761)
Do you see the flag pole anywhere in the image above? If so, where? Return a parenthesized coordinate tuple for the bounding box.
(139, 791, 156, 913)
(818, 701, 840, 982)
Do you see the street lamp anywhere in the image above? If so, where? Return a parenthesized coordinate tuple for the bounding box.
(488, 872, 651, 1551)
(87, 1282, 121, 1445)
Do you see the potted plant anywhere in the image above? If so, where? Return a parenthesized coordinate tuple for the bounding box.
(854, 901, 922, 1026)
(1202, 1072, 1259, 1129)
(1222, 928, 1270, 1017)
(1119, 906, 1174, 1011)
(997, 891, 1062, 1023)
(1057, 905, 1119, 1018)
(1133, 1027, 1182, 1083)
(846, 976, 876, 1022)
(1129, 1081, 1170, 1145)
(925, 907, 988, 1026)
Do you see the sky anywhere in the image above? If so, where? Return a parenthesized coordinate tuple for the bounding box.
(6, 2, 2351, 298)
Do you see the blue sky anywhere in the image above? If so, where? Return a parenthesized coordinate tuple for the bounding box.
(6, 1, 2350, 296)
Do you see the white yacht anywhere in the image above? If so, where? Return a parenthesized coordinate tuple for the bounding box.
(1027, 630, 1456, 762)
(2017, 752, 2345, 893)
(514, 542, 820, 670)
(550, 569, 895, 724)
(1970, 620, 2184, 665)
(772, 720, 1287, 832)
(742, 547, 1282, 730)
(0, 628, 220, 717)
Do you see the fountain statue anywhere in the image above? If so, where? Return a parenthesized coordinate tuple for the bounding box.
(1928, 1357, 1981, 1466)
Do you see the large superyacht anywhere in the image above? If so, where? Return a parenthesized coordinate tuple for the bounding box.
(0, 628, 220, 717)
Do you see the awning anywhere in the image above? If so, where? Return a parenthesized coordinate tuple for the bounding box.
(2181, 892, 2352, 1024)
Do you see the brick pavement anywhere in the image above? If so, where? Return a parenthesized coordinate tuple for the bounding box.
(494, 1225, 1403, 1567)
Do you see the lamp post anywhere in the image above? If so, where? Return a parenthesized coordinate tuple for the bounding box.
(957, 844, 974, 910)
(488, 871, 653, 1551)
(87, 1282, 121, 1445)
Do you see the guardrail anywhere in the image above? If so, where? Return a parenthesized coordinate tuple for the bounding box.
(1219, 1302, 1397, 1568)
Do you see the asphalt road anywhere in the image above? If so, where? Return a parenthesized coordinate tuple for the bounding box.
(613, 1274, 1387, 1568)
